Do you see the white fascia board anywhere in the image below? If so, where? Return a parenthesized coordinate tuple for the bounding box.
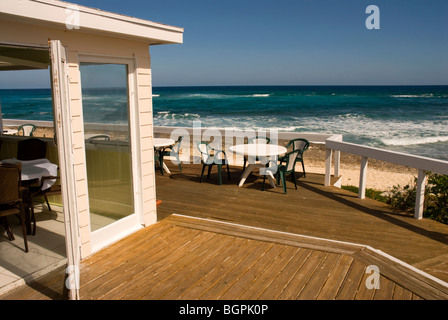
(0, 0, 183, 44)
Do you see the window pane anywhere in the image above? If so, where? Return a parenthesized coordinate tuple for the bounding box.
(80, 63, 134, 231)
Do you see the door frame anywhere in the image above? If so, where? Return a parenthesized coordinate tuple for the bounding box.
(49, 40, 80, 300)
(77, 54, 144, 253)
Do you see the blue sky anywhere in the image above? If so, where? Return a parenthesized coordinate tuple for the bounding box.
(1, 0, 448, 87)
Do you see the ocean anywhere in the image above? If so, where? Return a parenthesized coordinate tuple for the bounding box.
(1, 86, 448, 160)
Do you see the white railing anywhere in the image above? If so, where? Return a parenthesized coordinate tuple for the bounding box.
(325, 135, 448, 220)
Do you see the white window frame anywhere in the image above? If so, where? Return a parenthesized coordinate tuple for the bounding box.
(77, 54, 143, 253)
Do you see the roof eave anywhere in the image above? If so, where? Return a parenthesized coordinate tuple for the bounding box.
(0, 0, 184, 45)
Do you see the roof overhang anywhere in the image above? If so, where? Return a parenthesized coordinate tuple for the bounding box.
(0, 0, 184, 45)
(0, 45, 49, 71)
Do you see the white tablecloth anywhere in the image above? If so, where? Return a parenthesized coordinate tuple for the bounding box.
(3, 158, 58, 190)
(153, 138, 175, 148)
(229, 144, 287, 158)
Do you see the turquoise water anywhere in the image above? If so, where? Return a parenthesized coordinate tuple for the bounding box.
(1, 86, 448, 160)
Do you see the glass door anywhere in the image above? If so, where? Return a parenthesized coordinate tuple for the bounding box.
(79, 59, 139, 251)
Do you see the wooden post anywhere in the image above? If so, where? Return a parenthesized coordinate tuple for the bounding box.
(325, 148, 332, 186)
(359, 157, 368, 199)
(414, 169, 427, 220)
(334, 150, 340, 178)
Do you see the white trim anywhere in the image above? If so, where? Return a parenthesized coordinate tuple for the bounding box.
(129, 56, 145, 226)
(0, 0, 183, 44)
(90, 214, 143, 253)
(78, 54, 144, 252)
(50, 40, 80, 300)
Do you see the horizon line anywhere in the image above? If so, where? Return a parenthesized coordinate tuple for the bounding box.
(2, 84, 448, 90)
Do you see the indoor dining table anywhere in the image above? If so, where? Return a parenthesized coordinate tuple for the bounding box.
(153, 138, 175, 174)
(2, 158, 58, 234)
(229, 143, 287, 188)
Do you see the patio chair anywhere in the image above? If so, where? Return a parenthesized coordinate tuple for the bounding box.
(262, 149, 300, 194)
(197, 141, 230, 185)
(243, 136, 270, 172)
(17, 138, 47, 161)
(0, 163, 29, 252)
(280, 138, 309, 177)
(17, 124, 37, 137)
(161, 136, 183, 172)
(85, 134, 111, 142)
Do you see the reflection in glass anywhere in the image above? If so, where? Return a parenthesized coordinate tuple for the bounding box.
(80, 63, 134, 231)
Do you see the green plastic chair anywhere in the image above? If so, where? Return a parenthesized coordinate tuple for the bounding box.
(197, 141, 230, 185)
(17, 124, 37, 137)
(154, 149, 163, 174)
(161, 136, 183, 172)
(280, 138, 309, 177)
(262, 149, 300, 194)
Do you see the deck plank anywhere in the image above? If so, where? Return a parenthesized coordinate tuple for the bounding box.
(238, 246, 300, 300)
(257, 247, 307, 300)
(316, 254, 354, 300)
(217, 244, 288, 300)
(277, 250, 326, 299)
(80, 226, 203, 299)
(297, 252, 341, 300)
(392, 284, 413, 300)
(373, 276, 396, 300)
(106, 231, 218, 299)
(194, 241, 275, 299)
(334, 259, 366, 300)
(161, 237, 259, 300)
(141, 234, 241, 299)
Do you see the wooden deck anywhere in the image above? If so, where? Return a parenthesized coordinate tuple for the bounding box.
(156, 164, 448, 284)
(77, 214, 448, 300)
(4, 214, 447, 300)
(2, 163, 448, 300)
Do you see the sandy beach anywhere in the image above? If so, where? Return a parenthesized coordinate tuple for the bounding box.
(10, 125, 418, 192)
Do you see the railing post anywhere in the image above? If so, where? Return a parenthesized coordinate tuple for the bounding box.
(414, 169, 427, 220)
(325, 148, 332, 186)
(334, 150, 340, 178)
(359, 156, 368, 199)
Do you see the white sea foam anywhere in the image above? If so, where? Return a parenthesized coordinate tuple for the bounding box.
(155, 112, 200, 120)
(181, 93, 270, 99)
(390, 94, 435, 98)
(252, 94, 270, 97)
(381, 136, 448, 146)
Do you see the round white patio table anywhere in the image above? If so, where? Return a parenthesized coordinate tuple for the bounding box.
(229, 144, 287, 187)
(153, 138, 175, 174)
